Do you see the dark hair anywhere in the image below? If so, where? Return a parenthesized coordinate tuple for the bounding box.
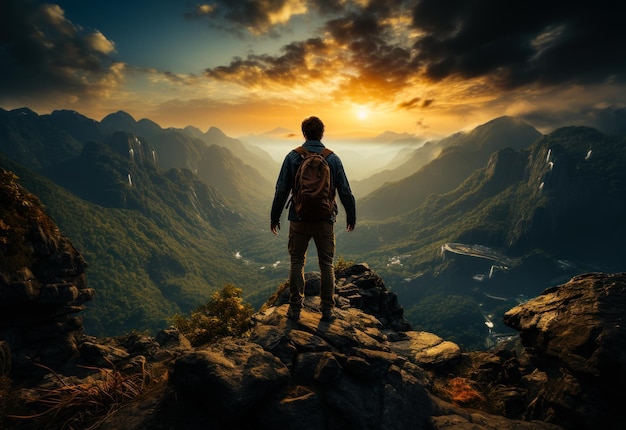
(301, 116, 325, 140)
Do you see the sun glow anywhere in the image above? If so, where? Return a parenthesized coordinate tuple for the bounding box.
(356, 105, 369, 120)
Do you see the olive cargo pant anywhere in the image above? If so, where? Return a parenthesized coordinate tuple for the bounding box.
(288, 221, 335, 312)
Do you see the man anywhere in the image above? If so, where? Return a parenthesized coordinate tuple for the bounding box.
(271, 116, 356, 322)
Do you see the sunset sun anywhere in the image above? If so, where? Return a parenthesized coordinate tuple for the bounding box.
(356, 106, 369, 120)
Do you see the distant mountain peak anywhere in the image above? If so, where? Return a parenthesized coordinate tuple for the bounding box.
(262, 127, 293, 136)
(371, 130, 419, 144)
(184, 125, 204, 138)
(205, 126, 227, 137)
(9, 107, 38, 117)
(101, 111, 140, 134)
(104, 110, 136, 122)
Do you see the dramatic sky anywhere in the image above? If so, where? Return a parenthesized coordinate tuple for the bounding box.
(2, 0, 625, 139)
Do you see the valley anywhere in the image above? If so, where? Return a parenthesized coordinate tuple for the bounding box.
(1, 107, 625, 351)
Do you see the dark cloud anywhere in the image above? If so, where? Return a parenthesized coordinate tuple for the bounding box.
(584, 107, 626, 135)
(186, 0, 313, 35)
(521, 105, 626, 136)
(0, 0, 123, 105)
(187, 0, 406, 33)
(205, 5, 415, 102)
(203, 0, 626, 101)
(325, 12, 383, 44)
(205, 38, 329, 85)
(397, 97, 434, 110)
(398, 97, 422, 109)
(410, 0, 626, 88)
(324, 11, 415, 101)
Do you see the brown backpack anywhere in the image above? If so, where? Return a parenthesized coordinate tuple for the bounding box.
(291, 146, 335, 221)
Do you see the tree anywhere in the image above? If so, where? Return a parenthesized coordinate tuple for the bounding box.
(170, 284, 254, 346)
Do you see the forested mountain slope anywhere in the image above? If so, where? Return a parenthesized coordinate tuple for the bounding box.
(344, 126, 626, 349)
(358, 116, 542, 220)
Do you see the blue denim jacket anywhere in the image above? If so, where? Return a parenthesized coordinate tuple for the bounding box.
(271, 140, 356, 225)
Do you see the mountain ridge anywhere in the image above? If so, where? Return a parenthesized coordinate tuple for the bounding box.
(358, 116, 542, 219)
(342, 123, 626, 348)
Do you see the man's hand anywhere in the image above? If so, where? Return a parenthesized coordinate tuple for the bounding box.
(346, 223, 355, 232)
(271, 221, 281, 235)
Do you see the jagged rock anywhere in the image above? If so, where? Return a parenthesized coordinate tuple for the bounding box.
(171, 337, 290, 418)
(266, 263, 412, 332)
(2, 164, 619, 429)
(79, 341, 130, 367)
(387, 331, 461, 369)
(0, 169, 94, 379)
(155, 326, 192, 350)
(429, 394, 562, 430)
(3, 260, 583, 430)
(502, 272, 626, 429)
(0, 341, 10, 376)
(151, 269, 560, 430)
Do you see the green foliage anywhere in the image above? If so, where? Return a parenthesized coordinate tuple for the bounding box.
(0, 108, 83, 171)
(358, 117, 541, 221)
(0, 169, 58, 272)
(406, 294, 487, 351)
(0, 154, 280, 337)
(334, 255, 354, 273)
(170, 284, 254, 347)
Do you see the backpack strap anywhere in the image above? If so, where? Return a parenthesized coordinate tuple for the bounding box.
(320, 148, 333, 159)
(294, 146, 333, 158)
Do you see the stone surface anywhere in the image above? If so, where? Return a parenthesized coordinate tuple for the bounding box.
(3, 169, 624, 429)
(0, 169, 94, 379)
(502, 272, 626, 429)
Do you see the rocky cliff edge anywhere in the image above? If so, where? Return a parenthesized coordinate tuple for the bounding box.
(1, 168, 624, 430)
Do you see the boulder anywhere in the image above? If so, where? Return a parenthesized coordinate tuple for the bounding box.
(0, 169, 94, 379)
(503, 272, 626, 429)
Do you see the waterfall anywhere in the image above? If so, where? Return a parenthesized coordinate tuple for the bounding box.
(128, 174, 132, 186)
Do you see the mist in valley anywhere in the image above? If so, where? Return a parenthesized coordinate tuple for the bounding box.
(239, 131, 428, 183)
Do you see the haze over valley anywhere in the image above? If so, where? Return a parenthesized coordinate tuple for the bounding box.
(239, 129, 426, 182)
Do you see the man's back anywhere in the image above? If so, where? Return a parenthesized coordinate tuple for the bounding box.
(270, 116, 355, 322)
(291, 146, 335, 221)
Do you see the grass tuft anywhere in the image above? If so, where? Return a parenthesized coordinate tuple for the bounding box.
(7, 361, 164, 430)
(438, 376, 486, 407)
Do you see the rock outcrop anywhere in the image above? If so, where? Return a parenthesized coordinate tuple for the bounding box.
(4, 258, 624, 429)
(2, 166, 624, 430)
(0, 169, 94, 381)
(502, 272, 626, 429)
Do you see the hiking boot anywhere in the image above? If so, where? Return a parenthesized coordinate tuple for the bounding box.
(287, 306, 301, 321)
(321, 309, 334, 322)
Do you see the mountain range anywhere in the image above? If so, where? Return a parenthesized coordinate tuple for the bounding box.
(1, 106, 625, 349)
(3, 171, 623, 429)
